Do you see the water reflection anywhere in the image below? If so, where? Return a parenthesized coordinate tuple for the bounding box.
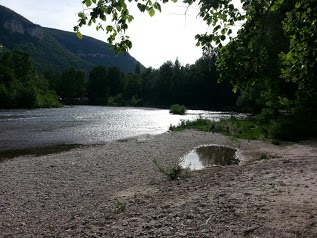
(0, 106, 246, 151)
(181, 145, 240, 170)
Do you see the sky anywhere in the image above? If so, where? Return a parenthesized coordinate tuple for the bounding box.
(0, 0, 214, 68)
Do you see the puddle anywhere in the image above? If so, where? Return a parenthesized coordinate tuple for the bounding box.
(181, 145, 240, 170)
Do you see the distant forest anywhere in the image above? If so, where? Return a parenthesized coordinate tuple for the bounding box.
(0, 49, 238, 110)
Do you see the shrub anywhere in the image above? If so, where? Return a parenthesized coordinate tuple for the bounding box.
(257, 153, 281, 160)
(153, 159, 190, 180)
(37, 92, 61, 108)
(169, 104, 187, 115)
(113, 199, 126, 214)
(268, 117, 312, 140)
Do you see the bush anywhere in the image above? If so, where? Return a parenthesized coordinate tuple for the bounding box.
(15, 86, 37, 108)
(169, 104, 187, 115)
(37, 92, 61, 108)
(268, 117, 312, 140)
(153, 159, 190, 180)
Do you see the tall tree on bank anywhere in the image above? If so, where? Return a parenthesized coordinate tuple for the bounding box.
(0, 51, 60, 108)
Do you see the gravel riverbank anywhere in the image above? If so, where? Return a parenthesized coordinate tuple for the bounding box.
(0, 130, 316, 237)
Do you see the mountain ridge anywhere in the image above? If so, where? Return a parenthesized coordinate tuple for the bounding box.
(0, 4, 144, 73)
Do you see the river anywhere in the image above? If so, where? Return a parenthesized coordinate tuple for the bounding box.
(0, 106, 242, 151)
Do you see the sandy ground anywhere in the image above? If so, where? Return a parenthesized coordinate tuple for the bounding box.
(0, 130, 317, 237)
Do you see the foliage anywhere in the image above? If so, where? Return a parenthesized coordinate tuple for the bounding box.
(37, 92, 62, 108)
(142, 56, 237, 109)
(0, 50, 60, 108)
(170, 117, 265, 140)
(61, 67, 87, 101)
(169, 118, 212, 131)
(0, 5, 142, 74)
(169, 104, 187, 115)
(153, 159, 190, 180)
(170, 115, 315, 141)
(84, 55, 236, 108)
(87, 66, 123, 105)
(257, 153, 281, 161)
(267, 116, 313, 141)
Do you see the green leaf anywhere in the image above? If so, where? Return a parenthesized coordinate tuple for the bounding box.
(154, 2, 161, 12)
(137, 3, 146, 12)
(171, 0, 177, 2)
(213, 25, 221, 33)
(85, 0, 92, 7)
(92, 0, 96, 3)
(78, 12, 85, 18)
(148, 8, 155, 17)
(76, 31, 83, 39)
(106, 25, 113, 32)
(295, 2, 301, 8)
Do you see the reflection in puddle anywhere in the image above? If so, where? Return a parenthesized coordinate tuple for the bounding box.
(181, 145, 240, 170)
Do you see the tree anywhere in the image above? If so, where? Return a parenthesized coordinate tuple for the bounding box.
(0, 50, 60, 108)
(87, 66, 110, 104)
(60, 67, 86, 100)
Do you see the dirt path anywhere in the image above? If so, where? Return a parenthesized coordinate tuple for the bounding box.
(0, 130, 316, 237)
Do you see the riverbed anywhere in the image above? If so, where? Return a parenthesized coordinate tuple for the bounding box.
(0, 129, 316, 237)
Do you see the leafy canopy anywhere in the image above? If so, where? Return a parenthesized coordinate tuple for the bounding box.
(75, 0, 245, 53)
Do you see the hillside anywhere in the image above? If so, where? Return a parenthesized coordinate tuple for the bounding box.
(45, 28, 142, 73)
(0, 5, 143, 73)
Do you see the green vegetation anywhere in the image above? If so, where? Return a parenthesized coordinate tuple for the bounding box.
(0, 5, 143, 73)
(169, 117, 314, 141)
(113, 199, 126, 214)
(0, 50, 61, 108)
(153, 159, 190, 180)
(257, 154, 281, 161)
(170, 117, 264, 139)
(169, 104, 187, 115)
(44, 54, 237, 108)
(0, 49, 237, 109)
(170, 116, 313, 141)
(169, 118, 213, 132)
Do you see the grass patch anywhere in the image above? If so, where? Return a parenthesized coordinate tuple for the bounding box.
(113, 199, 126, 214)
(169, 114, 315, 141)
(169, 104, 187, 115)
(153, 159, 190, 180)
(170, 117, 264, 140)
(169, 118, 212, 132)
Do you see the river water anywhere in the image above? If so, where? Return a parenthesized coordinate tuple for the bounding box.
(0, 106, 242, 151)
